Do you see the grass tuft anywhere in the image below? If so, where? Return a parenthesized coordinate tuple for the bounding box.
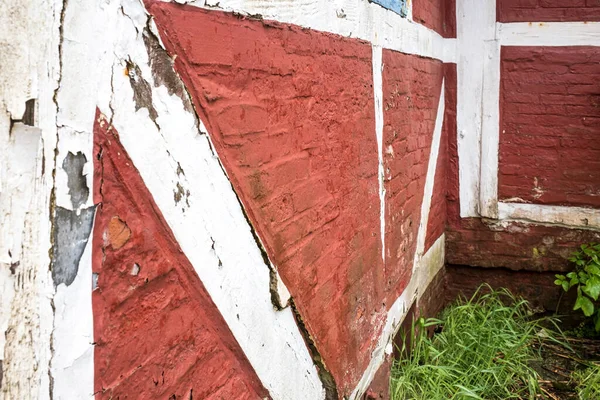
(390, 285, 561, 400)
(574, 363, 600, 399)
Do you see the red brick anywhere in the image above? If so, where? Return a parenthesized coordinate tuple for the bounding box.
(498, 0, 600, 21)
(499, 46, 600, 208)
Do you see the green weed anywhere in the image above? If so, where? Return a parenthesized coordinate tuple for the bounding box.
(390, 285, 561, 400)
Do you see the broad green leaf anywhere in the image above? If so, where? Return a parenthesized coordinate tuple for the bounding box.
(562, 281, 570, 292)
(586, 264, 600, 276)
(583, 276, 600, 301)
(570, 276, 579, 287)
(567, 272, 577, 279)
(556, 274, 566, 280)
(554, 279, 563, 286)
(574, 295, 595, 317)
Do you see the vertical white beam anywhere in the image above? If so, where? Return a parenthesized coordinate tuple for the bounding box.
(372, 44, 386, 263)
(479, 39, 501, 218)
(456, 0, 496, 217)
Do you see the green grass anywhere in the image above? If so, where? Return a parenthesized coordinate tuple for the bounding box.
(390, 286, 561, 400)
(574, 363, 600, 399)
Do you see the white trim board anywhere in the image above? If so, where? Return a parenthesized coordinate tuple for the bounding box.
(498, 22, 600, 47)
(498, 203, 600, 230)
(166, 0, 457, 63)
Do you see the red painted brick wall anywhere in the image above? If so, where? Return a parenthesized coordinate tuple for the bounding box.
(149, 4, 381, 395)
(497, 0, 600, 22)
(499, 46, 600, 208)
(446, 56, 600, 272)
(146, 3, 450, 395)
(91, 112, 267, 399)
(382, 49, 443, 292)
(412, 0, 456, 37)
(424, 64, 453, 252)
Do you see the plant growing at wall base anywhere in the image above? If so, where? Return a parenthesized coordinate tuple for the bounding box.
(555, 243, 600, 331)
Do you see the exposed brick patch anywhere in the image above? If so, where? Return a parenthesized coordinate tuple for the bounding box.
(92, 112, 267, 399)
(497, 0, 600, 22)
(412, 0, 456, 38)
(499, 46, 600, 208)
(148, 3, 381, 395)
(382, 50, 443, 301)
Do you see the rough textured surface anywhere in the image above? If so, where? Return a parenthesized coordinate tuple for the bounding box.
(497, 0, 600, 22)
(148, 3, 382, 396)
(499, 46, 600, 208)
(412, 0, 456, 37)
(92, 112, 267, 399)
(382, 49, 443, 298)
(446, 57, 600, 272)
(424, 66, 451, 252)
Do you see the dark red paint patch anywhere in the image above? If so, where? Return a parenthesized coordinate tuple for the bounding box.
(497, 0, 600, 22)
(147, 3, 381, 395)
(412, 0, 456, 38)
(382, 49, 444, 298)
(92, 111, 266, 399)
(498, 46, 600, 208)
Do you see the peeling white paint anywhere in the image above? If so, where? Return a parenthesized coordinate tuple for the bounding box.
(88, 0, 324, 398)
(170, 0, 456, 62)
(498, 203, 600, 230)
(349, 234, 445, 400)
(372, 44, 386, 263)
(0, 0, 60, 397)
(498, 22, 600, 47)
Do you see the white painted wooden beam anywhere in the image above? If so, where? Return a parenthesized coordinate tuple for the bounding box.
(498, 203, 600, 230)
(456, 0, 496, 217)
(498, 22, 600, 47)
